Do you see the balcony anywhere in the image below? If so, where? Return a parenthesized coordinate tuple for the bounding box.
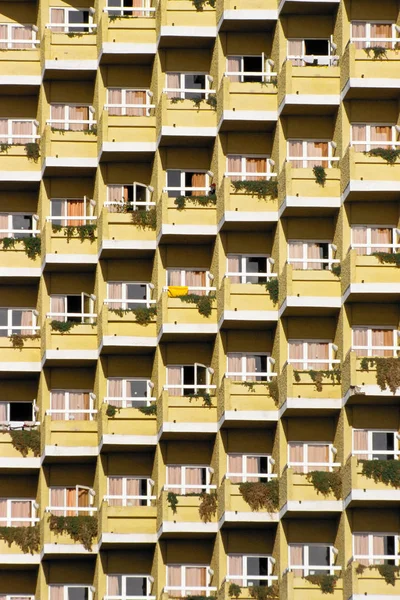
(41, 125, 98, 171)
(0, 46, 40, 86)
(159, 389, 218, 434)
(342, 147, 400, 201)
(217, 377, 278, 425)
(281, 363, 342, 412)
(0, 144, 41, 182)
(158, 489, 218, 534)
(218, 277, 278, 326)
(218, 76, 278, 131)
(99, 304, 157, 351)
(99, 403, 157, 448)
(42, 413, 98, 458)
(281, 264, 341, 313)
(346, 561, 400, 598)
(280, 467, 342, 514)
(158, 290, 217, 337)
(41, 27, 97, 72)
(218, 177, 278, 227)
(97, 207, 157, 254)
(41, 219, 98, 266)
(0, 333, 40, 373)
(158, 192, 217, 239)
(99, 498, 157, 545)
(98, 110, 157, 159)
(281, 571, 343, 600)
(0, 233, 41, 276)
(218, 478, 279, 524)
(42, 507, 98, 554)
(342, 351, 400, 400)
(342, 43, 400, 100)
(343, 455, 400, 506)
(41, 318, 98, 363)
(279, 162, 340, 214)
(0, 530, 40, 565)
(342, 250, 400, 301)
(158, 0, 217, 45)
(0, 428, 40, 468)
(279, 60, 340, 114)
(158, 93, 217, 142)
(98, 7, 157, 58)
(217, 0, 278, 29)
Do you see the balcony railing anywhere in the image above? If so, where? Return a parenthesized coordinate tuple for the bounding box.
(47, 119, 97, 131)
(351, 37, 399, 49)
(288, 55, 339, 67)
(225, 472, 277, 483)
(287, 461, 341, 473)
(0, 324, 39, 337)
(47, 313, 97, 324)
(164, 286, 216, 295)
(351, 140, 400, 152)
(225, 358, 277, 383)
(224, 69, 277, 83)
(352, 344, 400, 358)
(104, 298, 156, 310)
(287, 258, 340, 270)
(164, 88, 216, 100)
(45, 408, 98, 421)
(287, 156, 340, 169)
(163, 384, 217, 394)
(46, 23, 97, 33)
(47, 216, 97, 224)
(163, 483, 216, 494)
(103, 5, 156, 17)
(45, 505, 97, 517)
(353, 554, 400, 566)
(352, 451, 400, 460)
(288, 565, 341, 576)
(0, 228, 40, 239)
(104, 103, 155, 117)
(224, 271, 277, 283)
(103, 494, 156, 507)
(104, 200, 155, 212)
(164, 587, 217, 597)
(104, 396, 156, 408)
(351, 243, 400, 254)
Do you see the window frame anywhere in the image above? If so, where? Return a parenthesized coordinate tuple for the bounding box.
(164, 72, 212, 100)
(48, 7, 94, 33)
(287, 441, 338, 473)
(49, 389, 95, 421)
(225, 54, 274, 82)
(106, 476, 154, 507)
(287, 139, 337, 168)
(48, 485, 95, 517)
(106, 281, 154, 309)
(0, 119, 38, 144)
(0, 307, 37, 337)
(287, 240, 338, 271)
(105, 182, 154, 211)
(106, 88, 154, 117)
(165, 170, 211, 197)
(48, 293, 96, 324)
(350, 225, 400, 255)
(225, 254, 274, 283)
(106, 574, 154, 599)
(225, 351, 274, 382)
(165, 268, 213, 294)
(105, 0, 153, 17)
(0, 498, 37, 526)
(226, 554, 277, 587)
(50, 197, 95, 226)
(0, 23, 38, 49)
(288, 339, 339, 370)
(350, 123, 398, 151)
(352, 429, 399, 460)
(353, 532, 400, 565)
(350, 21, 398, 49)
(165, 564, 214, 597)
(165, 363, 215, 395)
(226, 453, 276, 482)
(0, 401, 35, 424)
(49, 585, 93, 600)
(287, 38, 337, 66)
(0, 212, 37, 238)
(165, 464, 214, 494)
(351, 326, 398, 357)
(48, 104, 95, 131)
(288, 543, 338, 576)
(225, 155, 274, 180)
(106, 377, 154, 408)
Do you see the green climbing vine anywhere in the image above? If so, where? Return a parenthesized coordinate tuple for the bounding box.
(189, 390, 213, 408)
(306, 470, 342, 499)
(238, 479, 279, 512)
(192, 0, 215, 10)
(364, 46, 387, 60)
(48, 514, 97, 551)
(293, 369, 341, 391)
(198, 492, 217, 523)
(52, 224, 97, 243)
(167, 491, 179, 514)
(109, 306, 156, 325)
(231, 180, 278, 199)
(360, 357, 400, 394)
(50, 320, 77, 334)
(24, 143, 40, 162)
(179, 294, 215, 317)
(313, 165, 327, 187)
(10, 334, 40, 350)
(373, 252, 400, 266)
(174, 194, 216, 211)
(6, 428, 40, 457)
(360, 459, 400, 488)
(0, 237, 41, 259)
(132, 208, 157, 230)
(243, 379, 279, 407)
(138, 404, 157, 416)
(0, 524, 40, 554)
(304, 575, 338, 594)
(249, 585, 279, 600)
(364, 148, 400, 165)
(265, 278, 278, 304)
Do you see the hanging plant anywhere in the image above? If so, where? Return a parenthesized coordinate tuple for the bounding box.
(360, 357, 400, 394)
(228, 584, 241, 599)
(306, 470, 342, 499)
(106, 404, 118, 418)
(249, 585, 279, 600)
(48, 514, 97, 551)
(6, 429, 40, 457)
(10, 334, 40, 350)
(50, 320, 77, 334)
(243, 379, 279, 407)
(238, 479, 279, 512)
(0, 524, 40, 554)
(22, 237, 41, 259)
(179, 294, 215, 317)
(331, 263, 341, 277)
(206, 95, 217, 109)
(0, 143, 10, 154)
(313, 165, 327, 187)
(132, 208, 157, 230)
(189, 391, 213, 408)
(138, 404, 157, 416)
(169, 97, 185, 104)
(52, 224, 97, 243)
(375, 564, 400, 586)
(373, 252, 400, 266)
(167, 491, 179, 514)
(364, 46, 387, 60)
(364, 148, 400, 165)
(83, 125, 97, 135)
(192, 0, 215, 10)
(304, 575, 338, 594)
(231, 180, 278, 199)
(174, 194, 216, 211)
(24, 143, 40, 163)
(265, 278, 278, 304)
(293, 369, 341, 392)
(360, 459, 400, 488)
(198, 492, 217, 523)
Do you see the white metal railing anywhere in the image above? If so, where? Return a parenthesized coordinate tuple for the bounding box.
(164, 484, 217, 493)
(47, 313, 97, 324)
(288, 55, 339, 66)
(225, 371, 278, 383)
(225, 172, 277, 180)
(288, 565, 341, 575)
(0, 325, 39, 335)
(164, 88, 216, 100)
(353, 554, 400, 566)
(46, 23, 97, 33)
(0, 133, 39, 144)
(287, 156, 340, 168)
(104, 597, 156, 600)
(164, 186, 211, 195)
(351, 243, 400, 254)
(353, 345, 400, 358)
(163, 384, 216, 393)
(226, 573, 278, 586)
(224, 70, 277, 82)
(45, 506, 97, 516)
(47, 216, 97, 224)
(226, 472, 277, 482)
(0, 516, 39, 526)
(351, 141, 400, 151)
(104, 103, 155, 115)
(0, 37, 39, 49)
(225, 271, 277, 282)
(104, 299, 156, 309)
(0, 228, 39, 238)
(47, 119, 97, 130)
(288, 343, 340, 370)
(104, 396, 156, 408)
(288, 462, 341, 473)
(105, 201, 155, 211)
(104, 494, 156, 506)
(288, 258, 340, 270)
(351, 37, 399, 49)
(353, 450, 400, 459)
(104, 6, 156, 17)
(164, 588, 217, 597)
(45, 409, 98, 421)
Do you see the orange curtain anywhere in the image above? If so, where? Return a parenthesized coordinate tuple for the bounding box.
(191, 173, 206, 197)
(67, 199, 84, 226)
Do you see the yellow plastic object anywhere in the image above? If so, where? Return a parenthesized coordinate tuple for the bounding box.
(168, 286, 189, 298)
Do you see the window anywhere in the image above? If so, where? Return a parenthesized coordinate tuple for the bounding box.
(352, 327, 397, 357)
(50, 391, 94, 421)
(49, 586, 91, 600)
(288, 442, 337, 473)
(289, 544, 336, 576)
(106, 183, 152, 213)
(351, 22, 397, 49)
(49, 294, 95, 323)
(288, 241, 337, 271)
(226, 255, 274, 284)
(0, 308, 37, 337)
(49, 8, 93, 33)
(351, 226, 400, 255)
(107, 477, 153, 506)
(226, 353, 273, 382)
(49, 105, 94, 131)
(0, 401, 34, 424)
(165, 73, 212, 100)
(165, 170, 211, 198)
(351, 124, 398, 152)
(107, 575, 153, 599)
(287, 140, 337, 168)
(226, 156, 273, 181)
(107, 282, 153, 309)
(0, 24, 37, 49)
(166, 565, 213, 597)
(106, 88, 153, 116)
(227, 555, 277, 587)
(287, 39, 337, 66)
(0, 119, 37, 145)
(288, 341, 338, 370)
(107, 378, 154, 408)
(167, 269, 211, 295)
(106, 0, 152, 17)
(353, 429, 399, 460)
(48, 486, 94, 517)
(227, 454, 275, 483)
(353, 533, 399, 566)
(0, 213, 36, 239)
(226, 55, 271, 82)
(166, 364, 214, 396)
(166, 465, 213, 494)
(0, 498, 36, 526)
(51, 198, 94, 226)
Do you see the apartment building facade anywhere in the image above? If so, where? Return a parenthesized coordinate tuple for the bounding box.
(0, 0, 399, 599)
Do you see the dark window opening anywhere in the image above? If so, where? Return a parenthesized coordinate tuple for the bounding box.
(247, 557, 269, 586)
(66, 295, 82, 322)
(184, 74, 206, 100)
(243, 56, 263, 82)
(68, 10, 89, 33)
(9, 402, 33, 422)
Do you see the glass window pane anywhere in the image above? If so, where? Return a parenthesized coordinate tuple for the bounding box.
(13, 215, 33, 238)
(68, 589, 88, 600)
(0, 309, 7, 336)
(184, 74, 206, 100)
(127, 284, 147, 300)
(309, 546, 330, 567)
(245, 257, 267, 283)
(126, 380, 147, 398)
(167, 170, 181, 197)
(126, 577, 147, 596)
